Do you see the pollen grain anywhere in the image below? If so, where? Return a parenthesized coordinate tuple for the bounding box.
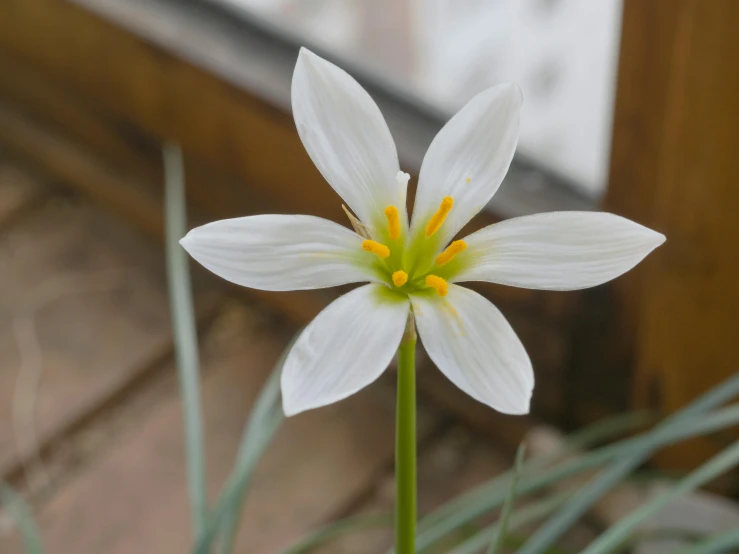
(392, 270, 408, 287)
(425, 275, 449, 297)
(384, 205, 401, 240)
(435, 240, 467, 266)
(362, 240, 390, 259)
(425, 196, 454, 237)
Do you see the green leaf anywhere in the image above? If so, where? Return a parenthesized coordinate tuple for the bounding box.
(0, 482, 44, 554)
(281, 513, 393, 554)
(413, 407, 659, 543)
(192, 333, 295, 554)
(581, 439, 739, 554)
(163, 143, 208, 538)
(216, 354, 286, 554)
(449, 494, 569, 554)
(411, 403, 739, 553)
(487, 443, 526, 554)
(674, 528, 739, 554)
(565, 410, 655, 450)
(515, 373, 739, 554)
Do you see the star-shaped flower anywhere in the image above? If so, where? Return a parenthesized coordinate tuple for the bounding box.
(181, 48, 664, 417)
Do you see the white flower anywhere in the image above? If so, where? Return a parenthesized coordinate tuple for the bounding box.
(181, 48, 665, 417)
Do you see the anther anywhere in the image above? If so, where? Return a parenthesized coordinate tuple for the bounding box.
(384, 205, 401, 240)
(362, 240, 390, 259)
(425, 196, 454, 237)
(435, 240, 467, 266)
(425, 275, 449, 297)
(392, 270, 408, 287)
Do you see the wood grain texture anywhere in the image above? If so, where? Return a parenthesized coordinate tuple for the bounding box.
(606, 0, 739, 467)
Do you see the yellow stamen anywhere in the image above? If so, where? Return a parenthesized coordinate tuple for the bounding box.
(392, 270, 408, 287)
(425, 275, 449, 297)
(465, 176, 471, 183)
(425, 196, 454, 237)
(384, 205, 401, 240)
(362, 240, 390, 259)
(435, 240, 467, 266)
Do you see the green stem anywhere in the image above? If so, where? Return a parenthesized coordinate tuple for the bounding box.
(395, 317, 417, 554)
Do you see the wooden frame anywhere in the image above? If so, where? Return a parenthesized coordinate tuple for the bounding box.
(3, 0, 660, 439)
(605, 0, 739, 467)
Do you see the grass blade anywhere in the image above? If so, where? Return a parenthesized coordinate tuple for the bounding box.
(515, 374, 739, 554)
(411, 403, 739, 552)
(415, 409, 657, 538)
(217, 346, 288, 554)
(674, 528, 739, 554)
(0, 482, 44, 554)
(164, 143, 208, 538)
(565, 411, 655, 450)
(487, 444, 526, 554)
(582, 439, 739, 554)
(193, 334, 295, 554)
(449, 494, 569, 554)
(281, 513, 393, 554)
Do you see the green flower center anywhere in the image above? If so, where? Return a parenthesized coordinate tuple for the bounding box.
(359, 197, 470, 297)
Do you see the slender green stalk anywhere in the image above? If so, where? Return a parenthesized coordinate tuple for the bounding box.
(395, 318, 417, 554)
(581, 439, 739, 554)
(0, 482, 44, 554)
(488, 444, 526, 554)
(163, 143, 208, 539)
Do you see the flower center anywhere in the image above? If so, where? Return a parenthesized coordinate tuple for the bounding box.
(354, 195, 470, 298)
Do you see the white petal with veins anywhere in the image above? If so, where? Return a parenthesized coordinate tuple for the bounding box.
(411, 83, 522, 246)
(282, 284, 410, 416)
(180, 214, 376, 291)
(292, 48, 406, 231)
(411, 285, 533, 414)
(455, 211, 666, 290)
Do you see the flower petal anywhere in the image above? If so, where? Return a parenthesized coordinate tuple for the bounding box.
(180, 214, 377, 291)
(411, 285, 533, 414)
(455, 212, 666, 290)
(410, 83, 522, 246)
(282, 284, 410, 416)
(292, 48, 405, 231)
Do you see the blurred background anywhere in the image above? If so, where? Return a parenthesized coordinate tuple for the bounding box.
(0, 0, 737, 552)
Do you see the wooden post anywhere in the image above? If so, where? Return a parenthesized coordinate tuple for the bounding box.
(606, 0, 739, 468)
